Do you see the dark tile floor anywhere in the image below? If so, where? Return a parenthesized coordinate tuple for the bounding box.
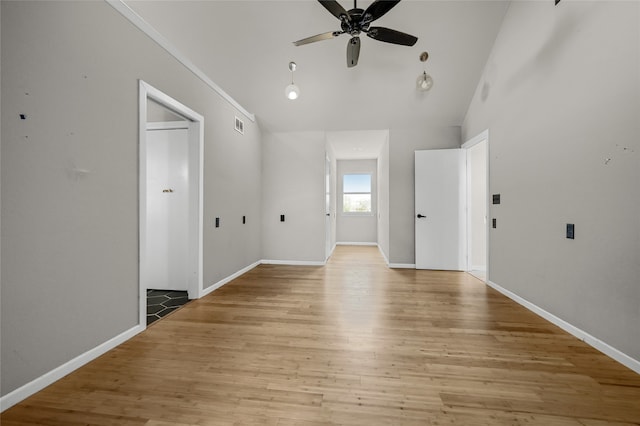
(147, 289, 190, 325)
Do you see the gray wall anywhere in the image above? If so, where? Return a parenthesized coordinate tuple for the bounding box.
(1, 1, 262, 396)
(336, 159, 377, 243)
(147, 98, 187, 122)
(463, 1, 640, 360)
(261, 131, 326, 262)
(388, 125, 461, 264)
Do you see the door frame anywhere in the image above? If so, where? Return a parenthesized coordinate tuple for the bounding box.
(139, 80, 204, 328)
(325, 155, 333, 261)
(461, 129, 489, 282)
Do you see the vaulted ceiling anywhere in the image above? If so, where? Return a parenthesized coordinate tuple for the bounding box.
(127, 0, 509, 133)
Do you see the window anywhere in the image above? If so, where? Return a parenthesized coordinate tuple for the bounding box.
(343, 174, 372, 213)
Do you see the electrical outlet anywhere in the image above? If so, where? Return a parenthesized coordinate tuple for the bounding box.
(566, 223, 574, 239)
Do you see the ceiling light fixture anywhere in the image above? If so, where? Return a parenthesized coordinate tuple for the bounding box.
(417, 51, 433, 92)
(285, 61, 300, 100)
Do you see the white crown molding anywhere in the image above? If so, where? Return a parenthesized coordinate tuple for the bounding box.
(105, 0, 255, 122)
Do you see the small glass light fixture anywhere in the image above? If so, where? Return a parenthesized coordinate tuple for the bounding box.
(285, 61, 300, 100)
(416, 51, 433, 92)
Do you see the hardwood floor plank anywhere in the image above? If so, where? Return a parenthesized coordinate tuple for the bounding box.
(2, 246, 639, 425)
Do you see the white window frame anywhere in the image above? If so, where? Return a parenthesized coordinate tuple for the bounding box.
(342, 173, 373, 216)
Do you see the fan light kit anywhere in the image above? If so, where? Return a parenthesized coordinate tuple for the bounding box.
(285, 61, 300, 100)
(417, 51, 433, 92)
(293, 0, 418, 68)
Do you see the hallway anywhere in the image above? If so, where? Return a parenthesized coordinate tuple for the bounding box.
(3, 246, 639, 425)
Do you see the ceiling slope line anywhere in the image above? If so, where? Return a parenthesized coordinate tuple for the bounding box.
(105, 0, 256, 122)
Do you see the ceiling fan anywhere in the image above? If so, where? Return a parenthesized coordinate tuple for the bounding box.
(293, 0, 418, 68)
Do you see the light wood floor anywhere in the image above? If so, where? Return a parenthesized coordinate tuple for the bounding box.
(3, 246, 640, 425)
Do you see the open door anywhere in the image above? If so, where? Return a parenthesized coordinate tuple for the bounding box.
(414, 149, 465, 270)
(325, 155, 332, 261)
(145, 123, 190, 291)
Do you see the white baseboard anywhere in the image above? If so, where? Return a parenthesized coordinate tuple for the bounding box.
(389, 263, 416, 269)
(336, 242, 378, 246)
(261, 259, 326, 266)
(487, 280, 640, 375)
(1, 259, 263, 412)
(201, 260, 261, 297)
(0, 324, 144, 412)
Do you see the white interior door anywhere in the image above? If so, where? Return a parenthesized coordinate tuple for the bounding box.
(325, 156, 332, 261)
(415, 149, 465, 270)
(146, 126, 189, 290)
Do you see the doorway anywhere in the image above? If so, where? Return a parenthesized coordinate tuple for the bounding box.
(462, 130, 489, 282)
(138, 80, 204, 328)
(325, 155, 333, 261)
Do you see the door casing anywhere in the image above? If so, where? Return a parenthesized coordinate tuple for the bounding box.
(138, 80, 204, 328)
(462, 130, 490, 281)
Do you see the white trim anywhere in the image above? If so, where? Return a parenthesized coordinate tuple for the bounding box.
(389, 263, 416, 269)
(336, 242, 378, 246)
(462, 129, 490, 282)
(0, 325, 143, 412)
(261, 259, 326, 266)
(461, 129, 489, 150)
(487, 280, 640, 375)
(146, 121, 189, 131)
(0, 257, 261, 411)
(201, 261, 261, 297)
(105, 0, 255, 122)
(139, 80, 205, 330)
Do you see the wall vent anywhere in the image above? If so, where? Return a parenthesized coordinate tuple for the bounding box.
(234, 116, 244, 135)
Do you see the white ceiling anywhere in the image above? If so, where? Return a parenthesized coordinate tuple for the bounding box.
(127, 0, 508, 136)
(327, 130, 388, 159)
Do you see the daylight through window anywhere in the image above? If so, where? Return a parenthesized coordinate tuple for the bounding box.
(343, 174, 372, 213)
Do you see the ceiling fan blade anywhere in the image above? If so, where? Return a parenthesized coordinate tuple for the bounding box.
(366, 26, 417, 46)
(362, 0, 401, 23)
(318, 0, 349, 21)
(347, 36, 360, 68)
(293, 31, 340, 46)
